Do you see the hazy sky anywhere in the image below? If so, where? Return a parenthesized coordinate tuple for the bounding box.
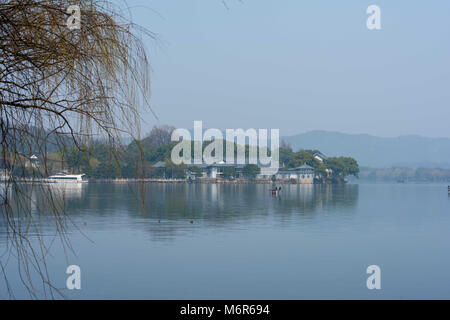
(122, 0, 450, 138)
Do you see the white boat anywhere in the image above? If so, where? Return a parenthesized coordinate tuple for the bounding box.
(0, 170, 11, 182)
(47, 173, 87, 183)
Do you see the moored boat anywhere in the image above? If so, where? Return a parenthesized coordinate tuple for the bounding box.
(47, 173, 87, 183)
(0, 170, 11, 182)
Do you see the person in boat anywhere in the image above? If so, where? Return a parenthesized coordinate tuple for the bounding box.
(271, 183, 278, 195)
(271, 181, 277, 191)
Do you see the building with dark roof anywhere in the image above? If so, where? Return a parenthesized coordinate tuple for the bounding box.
(313, 152, 327, 163)
(275, 164, 315, 184)
(151, 161, 317, 183)
(151, 161, 246, 179)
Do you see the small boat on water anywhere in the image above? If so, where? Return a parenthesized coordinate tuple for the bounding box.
(271, 185, 281, 196)
(47, 173, 87, 183)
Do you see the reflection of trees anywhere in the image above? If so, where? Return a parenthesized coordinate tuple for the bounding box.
(61, 183, 359, 241)
(274, 184, 359, 214)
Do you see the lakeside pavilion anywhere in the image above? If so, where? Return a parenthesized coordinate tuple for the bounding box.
(274, 164, 315, 184)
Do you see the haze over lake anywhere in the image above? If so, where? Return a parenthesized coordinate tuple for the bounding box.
(1, 182, 449, 299)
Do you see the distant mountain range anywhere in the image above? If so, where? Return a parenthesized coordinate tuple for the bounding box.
(282, 131, 450, 168)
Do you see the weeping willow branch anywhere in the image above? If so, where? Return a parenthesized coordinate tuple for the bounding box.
(0, 0, 152, 298)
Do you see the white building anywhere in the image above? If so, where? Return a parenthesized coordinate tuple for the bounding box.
(275, 164, 315, 184)
(313, 152, 327, 163)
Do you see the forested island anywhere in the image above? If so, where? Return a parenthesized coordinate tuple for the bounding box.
(3, 125, 360, 184)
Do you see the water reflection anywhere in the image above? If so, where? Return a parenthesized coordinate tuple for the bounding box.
(1, 182, 359, 242)
(1, 182, 85, 212)
(0, 182, 87, 243)
(61, 183, 359, 241)
(4, 183, 450, 299)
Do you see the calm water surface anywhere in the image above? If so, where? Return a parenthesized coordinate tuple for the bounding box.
(1, 182, 449, 299)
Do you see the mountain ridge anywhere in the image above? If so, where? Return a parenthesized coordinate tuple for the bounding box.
(281, 130, 450, 168)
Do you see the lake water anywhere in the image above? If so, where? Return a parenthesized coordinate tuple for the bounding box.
(1, 182, 450, 299)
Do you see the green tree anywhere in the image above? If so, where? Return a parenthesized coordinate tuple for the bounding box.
(279, 145, 294, 167)
(287, 150, 319, 169)
(222, 166, 236, 179)
(165, 159, 186, 179)
(324, 157, 359, 183)
(189, 166, 203, 178)
(243, 164, 260, 178)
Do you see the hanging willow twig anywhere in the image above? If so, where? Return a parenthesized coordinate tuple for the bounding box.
(0, 0, 152, 298)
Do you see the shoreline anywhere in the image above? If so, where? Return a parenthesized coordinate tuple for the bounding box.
(2, 178, 320, 185)
(83, 178, 318, 185)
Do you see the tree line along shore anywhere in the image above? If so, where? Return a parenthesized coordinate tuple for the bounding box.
(2, 125, 360, 184)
